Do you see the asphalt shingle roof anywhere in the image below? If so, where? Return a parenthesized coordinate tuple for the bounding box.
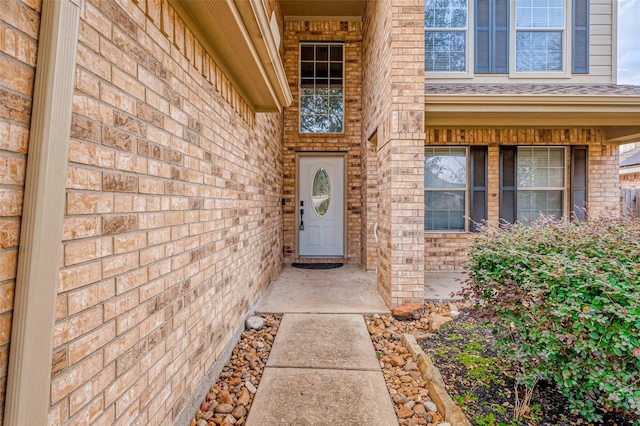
(621, 147, 640, 167)
(425, 84, 640, 96)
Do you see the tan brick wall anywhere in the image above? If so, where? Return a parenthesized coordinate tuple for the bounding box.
(378, 0, 426, 306)
(361, 0, 392, 275)
(363, 0, 426, 306)
(621, 172, 640, 189)
(0, 0, 41, 422)
(424, 128, 621, 270)
(48, 0, 284, 424)
(282, 21, 362, 263)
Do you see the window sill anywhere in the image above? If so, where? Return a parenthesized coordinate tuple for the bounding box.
(425, 71, 474, 80)
(298, 132, 346, 136)
(424, 230, 471, 234)
(508, 70, 571, 79)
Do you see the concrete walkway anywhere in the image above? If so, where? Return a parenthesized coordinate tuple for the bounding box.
(424, 271, 468, 300)
(248, 265, 397, 425)
(255, 264, 389, 315)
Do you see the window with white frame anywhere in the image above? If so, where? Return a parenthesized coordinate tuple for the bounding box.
(424, 147, 468, 231)
(516, 147, 566, 221)
(425, 0, 468, 72)
(515, 0, 565, 72)
(299, 43, 344, 133)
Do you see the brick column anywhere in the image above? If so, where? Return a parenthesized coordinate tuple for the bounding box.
(377, 0, 426, 305)
(377, 133, 425, 305)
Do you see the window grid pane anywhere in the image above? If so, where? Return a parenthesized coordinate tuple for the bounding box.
(425, 0, 467, 73)
(425, 31, 466, 72)
(425, 191, 466, 231)
(425, 147, 467, 231)
(516, 31, 562, 71)
(425, 0, 467, 28)
(300, 43, 344, 133)
(515, 0, 564, 72)
(516, 147, 565, 222)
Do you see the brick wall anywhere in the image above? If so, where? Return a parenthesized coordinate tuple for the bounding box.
(361, 0, 391, 275)
(282, 21, 363, 263)
(424, 128, 621, 270)
(363, 0, 426, 305)
(47, 0, 284, 424)
(382, 0, 426, 306)
(0, 0, 40, 422)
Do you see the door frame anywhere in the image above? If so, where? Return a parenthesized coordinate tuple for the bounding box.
(295, 152, 348, 259)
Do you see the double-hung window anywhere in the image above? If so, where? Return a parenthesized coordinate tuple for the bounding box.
(299, 43, 344, 133)
(425, 148, 467, 231)
(516, 147, 566, 221)
(424, 147, 487, 232)
(425, 0, 468, 72)
(515, 0, 565, 72)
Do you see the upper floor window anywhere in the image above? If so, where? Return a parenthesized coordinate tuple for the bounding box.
(425, 0, 468, 72)
(299, 43, 344, 133)
(430, 0, 590, 76)
(515, 0, 565, 72)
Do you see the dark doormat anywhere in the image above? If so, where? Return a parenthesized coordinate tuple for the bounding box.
(291, 262, 343, 270)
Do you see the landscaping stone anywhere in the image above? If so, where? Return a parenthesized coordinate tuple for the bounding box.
(392, 302, 423, 320)
(424, 401, 438, 412)
(244, 381, 257, 394)
(366, 301, 475, 426)
(245, 316, 265, 330)
(231, 405, 247, 419)
(398, 406, 414, 418)
(429, 315, 453, 333)
(215, 403, 234, 414)
(191, 315, 281, 426)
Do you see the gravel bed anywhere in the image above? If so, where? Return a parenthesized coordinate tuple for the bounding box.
(191, 314, 281, 426)
(366, 302, 468, 426)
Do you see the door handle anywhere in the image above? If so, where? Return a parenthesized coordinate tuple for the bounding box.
(299, 208, 304, 230)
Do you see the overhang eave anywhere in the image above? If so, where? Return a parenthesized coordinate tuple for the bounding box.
(171, 0, 292, 113)
(424, 95, 640, 144)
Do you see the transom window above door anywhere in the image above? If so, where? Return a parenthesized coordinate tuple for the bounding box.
(299, 43, 344, 134)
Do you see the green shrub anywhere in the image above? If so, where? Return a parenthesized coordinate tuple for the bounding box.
(463, 215, 640, 421)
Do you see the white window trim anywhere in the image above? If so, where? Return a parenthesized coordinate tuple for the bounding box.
(425, 0, 474, 79)
(298, 42, 345, 134)
(509, 0, 572, 79)
(424, 146, 470, 233)
(515, 146, 569, 221)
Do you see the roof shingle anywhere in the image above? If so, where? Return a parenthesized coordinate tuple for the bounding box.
(425, 84, 640, 96)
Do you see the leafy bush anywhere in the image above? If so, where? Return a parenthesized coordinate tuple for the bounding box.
(463, 215, 640, 421)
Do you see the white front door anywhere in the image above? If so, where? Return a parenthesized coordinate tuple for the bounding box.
(298, 155, 345, 257)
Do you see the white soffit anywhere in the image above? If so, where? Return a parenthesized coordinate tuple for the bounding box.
(172, 0, 291, 112)
(280, 0, 366, 21)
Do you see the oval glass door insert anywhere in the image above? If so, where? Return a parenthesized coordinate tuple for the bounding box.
(312, 168, 331, 217)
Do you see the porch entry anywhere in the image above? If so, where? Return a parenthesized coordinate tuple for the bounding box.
(297, 154, 345, 257)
